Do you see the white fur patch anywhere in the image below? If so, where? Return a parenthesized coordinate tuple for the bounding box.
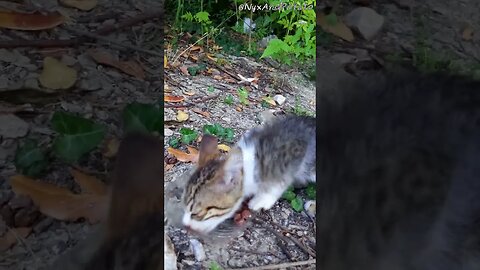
(248, 184, 286, 211)
(238, 137, 257, 197)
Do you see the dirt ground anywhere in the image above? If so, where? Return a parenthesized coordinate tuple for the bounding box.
(0, 0, 479, 269)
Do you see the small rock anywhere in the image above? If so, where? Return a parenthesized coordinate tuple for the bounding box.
(273, 94, 286, 105)
(190, 238, 206, 262)
(33, 217, 53, 234)
(14, 208, 39, 227)
(304, 200, 316, 218)
(164, 128, 174, 137)
(0, 114, 29, 138)
(345, 7, 384, 40)
(258, 34, 278, 48)
(164, 233, 178, 270)
(9, 195, 33, 210)
(331, 53, 357, 66)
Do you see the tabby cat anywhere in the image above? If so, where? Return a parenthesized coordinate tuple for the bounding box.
(182, 115, 316, 234)
(83, 132, 165, 270)
(316, 71, 480, 270)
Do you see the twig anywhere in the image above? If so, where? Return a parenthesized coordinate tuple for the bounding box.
(224, 259, 316, 270)
(164, 93, 220, 108)
(255, 216, 316, 258)
(213, 63, 241, 81)
(62, 26, 163, 58)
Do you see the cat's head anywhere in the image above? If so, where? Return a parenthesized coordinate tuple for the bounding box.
(182, 135, 244, 234)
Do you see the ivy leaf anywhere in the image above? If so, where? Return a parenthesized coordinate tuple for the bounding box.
(14, 140, 48, 177)
(122, 103, 163, 134)
(224, 94, 234, 105)
(195, 11, 210, 23)
(51, 112, 105, 163)
(168, 137, 180, 148)
(282, 190, 296, 201)
(179, 128, 198, 145)
(290, 196, 304, 212)
(306, 183, 316, 200)
(223, 128, 234, 142)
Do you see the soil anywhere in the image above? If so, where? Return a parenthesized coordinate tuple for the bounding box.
(0, 0, 479, 269)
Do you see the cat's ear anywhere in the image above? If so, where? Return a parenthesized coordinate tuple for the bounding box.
(216, 148, 243, 192)
(198, 135, 219, 166)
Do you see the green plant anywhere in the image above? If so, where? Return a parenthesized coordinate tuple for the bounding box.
(203, 123, 234, 142)
(14, 139, 48, 177)
(237, 87, 249, 105)
(122, 103, 163, 134)
(282, 186, 304, 212)
(179, 128, 198, 144)
(209, 261, 223, 270)
(168, 137, 180, 148)
(290, 97, 314, 116)
(224, 94, 234, 105)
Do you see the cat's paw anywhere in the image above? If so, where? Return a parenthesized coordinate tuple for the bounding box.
(248, 194, 278, 211)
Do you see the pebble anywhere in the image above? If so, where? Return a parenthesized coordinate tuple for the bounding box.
(273, 94, 286, 105)
(164, 128, 174, 137)
(190, 238, 206, 262)
(304, 200, 316, 218)
(345, 7, 385, 40)
(0, 114, 29, 139)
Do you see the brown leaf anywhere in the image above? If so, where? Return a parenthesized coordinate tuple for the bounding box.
(179, 65, 190, 76)
(60, 0, 97, 11)
(192, 108, 210, 118)
(164, 95, 185, 103)
(182, 89, 196, 96)
(9, 175, 108, 224)
(167, 147, 199, 163)
(88, 49, 145, 80)
(70, 169, 107, 196)
(213, 75, 223, 80)
(0, 227, 31, 251)
(317, 12, 354, 42)
(0, 11, 65, 31)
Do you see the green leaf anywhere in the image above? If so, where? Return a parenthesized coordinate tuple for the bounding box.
(224, 94, 234, 105)
(261, 39, 290, 59)
(179, 128, 198, 145)
(306, 183, 316, 200)
(14, 139, 48, 177)
(209, 261, 223, 270)
(51, 111, 106, 163)
(290, 196, 304, 212)
(122, 103, 163, 134)
(237, 88, 249, 105)
(208, 86, 215, 92)
(223, 128, 234, 142)
(168, 137, 180, 148)
(195, 11, 210, 23)
(282, 190, 296, 201)
(187, 64, 207, 76)
(325, 13, 338, 26)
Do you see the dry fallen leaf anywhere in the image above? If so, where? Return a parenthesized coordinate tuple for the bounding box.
(9, 174, 108, 224)
(164, 55, 168, 68)
(164, 95, 185, 103)
(88, 49, 145, 80)
(179, 66, 190, 76)
(0, 227, 31, 251)
(102, 137, 120, 158)
(182, 89, 196, 96)
(0, 11, 65, 31)
(262, 96, 276, 106)
(213, 75, 223, 80)
(164, 163, 174, 172)
(39, 57, 77, 90)
(217, 144, 231, 152)
(317, 12, 354, 42)
(70, 169, 107, 196)
(167, 147, 199, 163)
(192, 108, 210, 118)
(176, 110, 189, 122)
(206, 54, 217, 62)
(60, 0, 97, 11)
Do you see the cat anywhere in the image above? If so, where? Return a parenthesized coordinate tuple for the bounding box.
(81, 132, 165, 270)
(181, 115, 316, 234)
(316, 71, 480, 270)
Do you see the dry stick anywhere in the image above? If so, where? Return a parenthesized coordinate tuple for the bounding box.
(62, 26, 163, 58)
(255, 216, 316, 258)
(224, 259, 316, 270)
(0, 9, 162, 49)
